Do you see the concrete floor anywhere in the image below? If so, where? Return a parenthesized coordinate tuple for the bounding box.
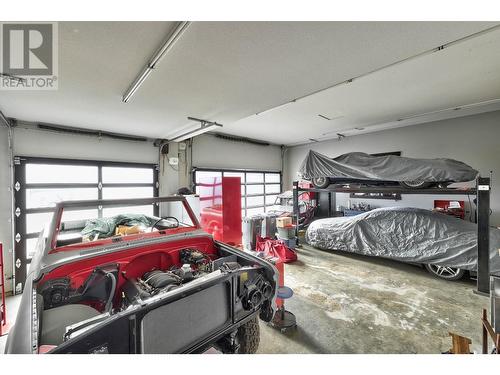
(1, 244, 489, 354)
(258, 244, 489, 353)
(0, 293, 21, 353)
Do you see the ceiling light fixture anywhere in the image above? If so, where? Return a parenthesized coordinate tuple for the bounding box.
(169, 117, 223, 142)
(122, 21, 191, 103)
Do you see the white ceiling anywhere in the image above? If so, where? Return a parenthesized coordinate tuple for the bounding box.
(1, 21, 499, 145)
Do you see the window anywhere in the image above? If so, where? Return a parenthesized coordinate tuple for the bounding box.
(193, 168, 281, 217)
(14, 157, 158, 291)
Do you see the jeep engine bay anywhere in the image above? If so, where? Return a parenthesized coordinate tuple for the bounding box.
(34, 241, 275, 353)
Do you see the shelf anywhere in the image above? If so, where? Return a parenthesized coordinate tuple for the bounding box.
(295, 184, 477, 195)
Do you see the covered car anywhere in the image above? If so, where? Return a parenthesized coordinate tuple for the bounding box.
(305, 207, 500, 280)
(299, 150, 478, 188)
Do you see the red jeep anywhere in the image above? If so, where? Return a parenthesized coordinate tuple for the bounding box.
(5, 196, 277, 354)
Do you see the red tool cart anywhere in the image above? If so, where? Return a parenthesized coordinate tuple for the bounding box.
(434, 199, 465, 220)
(198, 176, 242, 246)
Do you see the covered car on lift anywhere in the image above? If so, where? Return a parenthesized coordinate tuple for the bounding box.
(305, 207, 500, 280)
(299, 150, 479, 189)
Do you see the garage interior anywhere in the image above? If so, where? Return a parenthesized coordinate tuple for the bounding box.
(1, 20, 500, 355)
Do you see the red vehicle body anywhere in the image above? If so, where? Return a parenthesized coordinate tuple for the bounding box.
(5, 196, 277, 354)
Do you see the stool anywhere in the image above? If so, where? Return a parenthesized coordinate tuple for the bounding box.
(270, 286, 296, 333)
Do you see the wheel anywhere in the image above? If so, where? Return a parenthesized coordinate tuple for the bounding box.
(235, 317, 260, 354)
(312, 177, 330, 189)
(424, 264, 466, 281)
(399, 180, 431, 189)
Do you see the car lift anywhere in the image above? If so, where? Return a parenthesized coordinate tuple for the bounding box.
(292, 177, 491, 294)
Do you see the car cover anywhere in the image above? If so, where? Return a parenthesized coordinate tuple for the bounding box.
(81, 214, 158, 239)
(305, 207, 500, 273)
(298, 150, 478, 182)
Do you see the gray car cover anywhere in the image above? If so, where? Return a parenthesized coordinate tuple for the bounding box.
(305, 207, 500, 273)
(299, 150, 478, 182)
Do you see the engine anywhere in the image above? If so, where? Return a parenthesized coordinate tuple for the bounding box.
(120, 249, 220, 308)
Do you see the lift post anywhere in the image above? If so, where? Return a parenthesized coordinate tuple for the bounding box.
(292, 181, 300, 244)
(476, 177, 491, 294)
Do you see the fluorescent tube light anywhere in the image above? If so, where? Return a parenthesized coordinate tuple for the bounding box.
(169, 117, 223, 142)
(122, 21, 191, 103)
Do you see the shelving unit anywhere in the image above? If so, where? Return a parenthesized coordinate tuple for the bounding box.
(292, 177, 491, 294)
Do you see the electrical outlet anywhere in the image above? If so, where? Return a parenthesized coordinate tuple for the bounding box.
(168, 157, 179, 166)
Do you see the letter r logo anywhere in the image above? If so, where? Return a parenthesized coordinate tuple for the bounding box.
(2, 23, 53, 75)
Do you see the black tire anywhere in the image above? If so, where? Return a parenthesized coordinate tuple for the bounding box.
(312, 177, 330, 189)
(399, 181, 431, 189)
(424, 264, 466, 281)
(236, 317, 260, 354)
(399, 180, 431, 189)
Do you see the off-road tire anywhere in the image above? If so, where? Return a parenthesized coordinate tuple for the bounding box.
(237, 317, 260, 354)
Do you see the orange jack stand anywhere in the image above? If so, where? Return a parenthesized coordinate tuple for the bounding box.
(269, 260, 296, 333)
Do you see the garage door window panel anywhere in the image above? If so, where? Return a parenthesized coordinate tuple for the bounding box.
(14, 157, 159, 292)
(102, 187, 155, 200)
(102, 205, 155, 217)
(265, 194, 278, 205)
(26, 164, 98, 184)
(26, 188, 98, 209)
(193, 168, 281, 217)
(102, 167, 153, 184)
(246, 185, 264, 195)
(26, 212, 54, 234)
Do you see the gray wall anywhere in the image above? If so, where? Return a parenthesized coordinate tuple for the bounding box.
(192, 134, 282, 170)
(13, 126, 158, 163)
(159, 134, 283, 196)
(285, 110, 500, 225)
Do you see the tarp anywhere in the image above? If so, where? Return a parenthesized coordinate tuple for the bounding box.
(299, 150, 478, 182)
(255, 236, 298, 263)
(81, 214, 158, 239)
(305, 207, 500, 273)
